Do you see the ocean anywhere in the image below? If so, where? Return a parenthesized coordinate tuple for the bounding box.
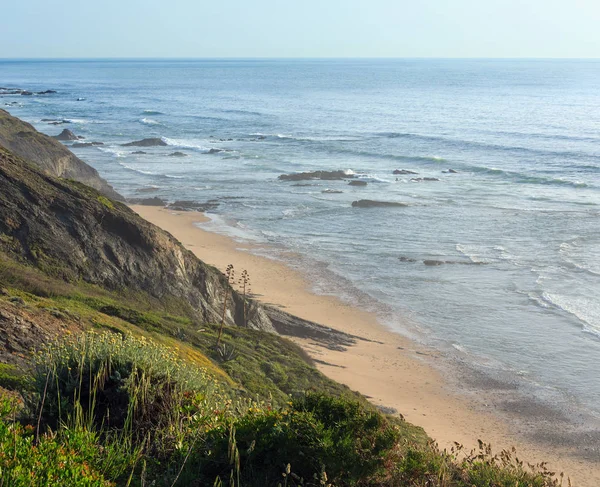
(2, 58, 600, 425)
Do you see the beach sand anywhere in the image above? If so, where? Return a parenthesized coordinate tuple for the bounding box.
(131, 205, 599, 486)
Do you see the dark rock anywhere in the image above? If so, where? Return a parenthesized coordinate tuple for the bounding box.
(393, 169, 418, 175)
(9, 296, 25, 305)
(131, 151, 147, 154)
(53, 129, 78, 141)
(279, 170, 351, 181)
(348, 180, 367, 186)
(208, 148, 223, 154)
(423, 260, 445, 266)
(399, 256, 417, 263)
(411, 177, 440, 182)
(442, 169, 458, 174)
(20, 91, 33, 96)
(169, 151, 188, 157)
(36, 90, 57, 95)
(167, 200, 220, 212)
(0, 110, 122, 200)
(376, 405, 399, 415)
(352, 200, 408, 208)
(121, 138, 167, 147)
(128, 197, 167, 206)
(71, 142, 104, 148)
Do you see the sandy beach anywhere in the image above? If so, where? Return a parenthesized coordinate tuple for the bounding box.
(131, 205, 599, 486)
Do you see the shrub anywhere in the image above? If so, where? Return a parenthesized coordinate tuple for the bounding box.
(31, 331, 216, 442)
(197, 392, 399, 486)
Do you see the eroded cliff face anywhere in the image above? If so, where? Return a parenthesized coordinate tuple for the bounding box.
(0, 109, 122, 200)
(0, 146, 274, 333)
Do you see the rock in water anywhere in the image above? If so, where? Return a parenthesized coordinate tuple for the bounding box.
(128, 197, 167, 206)
(351, 200, 408, 208)
(348, 180, 367, 186)
(121, 138, 167, 147)
(393, 169, 418, 175)
(279, 170, 351, 181)
(53, 129, 78, 141)
(168, 151, 188, 157)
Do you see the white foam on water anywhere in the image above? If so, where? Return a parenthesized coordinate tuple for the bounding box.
(140, 118, 161, 125)
(161, 137, 211, 152)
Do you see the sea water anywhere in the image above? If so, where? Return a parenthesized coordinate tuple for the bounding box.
(2, 58, 600, 424)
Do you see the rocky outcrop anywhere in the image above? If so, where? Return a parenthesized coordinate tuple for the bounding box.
(121, 138, 167, 147)
(166, 200, 220, 212)
(72, 142, 104, 148)
(0, 109, 122, 200)
(53, 129, 78, 141)
(351, 200, 408, 208)
(279, 170, 352, 181)
(0, 146, 274, 333)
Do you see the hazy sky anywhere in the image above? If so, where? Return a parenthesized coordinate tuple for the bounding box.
(1, 0, 599, 58)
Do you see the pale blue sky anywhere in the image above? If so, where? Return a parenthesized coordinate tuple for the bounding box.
(1, 0, 598, 58)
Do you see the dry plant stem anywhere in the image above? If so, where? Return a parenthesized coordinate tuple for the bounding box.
(217, 264, 235, 347)
(36, 369, 51, 443)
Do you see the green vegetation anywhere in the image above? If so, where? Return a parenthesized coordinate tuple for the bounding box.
(97, 195, 115, 210)
(0, 329, 563, 486)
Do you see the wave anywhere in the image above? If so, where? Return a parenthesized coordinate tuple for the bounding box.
(455, 244, 492, 264)
(117, 162, 185, 179)
(457, 164, 593, 189)
(161, 137, 212, 152)
(98, 147, 127, 158)
(375, 131, 600, 163)
(140, 118, 162, 126)
(538, 292, 600, 338)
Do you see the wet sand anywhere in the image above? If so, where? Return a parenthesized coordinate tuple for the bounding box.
(130, 205, 600, 486)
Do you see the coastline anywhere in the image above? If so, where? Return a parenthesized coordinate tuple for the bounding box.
(130, 205, 599, 486)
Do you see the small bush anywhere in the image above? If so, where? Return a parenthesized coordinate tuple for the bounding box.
(198, 392, 399, 486)
(31, 331, 216, 441)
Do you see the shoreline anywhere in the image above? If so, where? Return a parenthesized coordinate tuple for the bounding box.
(130, 205, 599, 486)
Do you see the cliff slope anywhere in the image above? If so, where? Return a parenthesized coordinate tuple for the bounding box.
(0, 109, 121, 200)
(0, 145, 273, 332)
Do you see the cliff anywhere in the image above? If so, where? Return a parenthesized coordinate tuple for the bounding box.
(0, 145, 273, 333)
(0, 109, 121, 200)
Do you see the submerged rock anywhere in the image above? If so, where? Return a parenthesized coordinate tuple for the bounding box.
(399, 256, 417, 263)
(128, 197, 167, 206)
(72, 142, 104, 148)
(442, 169, 458, 174)
(207, 148, 223, 154)
(167, 200, 220, 212)
(322, 189, 343, 194)
(280, 170, 351, 181)
(410, 177, 440, 182)
(121, 138, 167, 147)
(351, 200, 408, 208)
(53, 129, 78, 141)
(168, 151, 188, 157)
(131, 151, 147, 154)
(393, 169, 418, 175)
(348, 180, 367, 186)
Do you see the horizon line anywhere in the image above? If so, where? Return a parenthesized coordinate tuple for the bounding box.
(1, 56, 600, 62)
